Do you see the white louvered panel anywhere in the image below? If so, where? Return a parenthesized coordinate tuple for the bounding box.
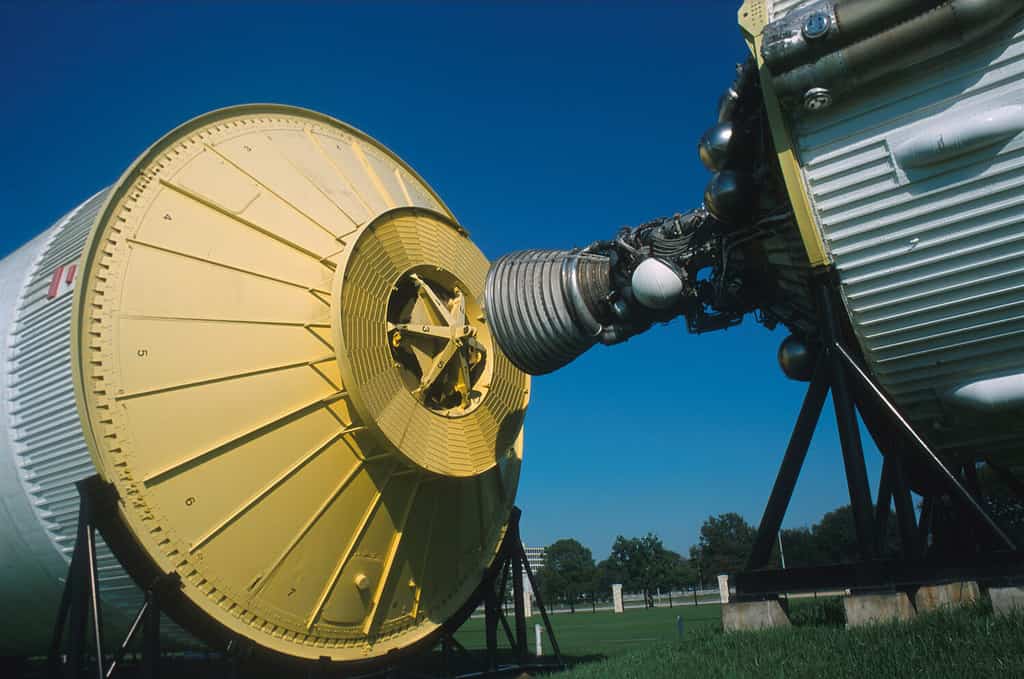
(9, 189, 108, 540)
(793, 18, 1024, 460)
(3, 189, 194, 647)
(9, 190, 107, 548)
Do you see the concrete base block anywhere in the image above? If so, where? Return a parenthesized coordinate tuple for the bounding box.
(989, 586, 1024, 616)
(914, 581, 979, 613)
(843, 592, 915, 627)
(722, 600, 791, 632)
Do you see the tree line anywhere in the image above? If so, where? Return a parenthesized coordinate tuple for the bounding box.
(534, 505, 887, 611)
(535, 466, 1024, 610)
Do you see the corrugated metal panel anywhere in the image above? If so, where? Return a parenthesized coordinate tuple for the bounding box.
(4, 190, 194, 645)
(793, 18, 1024, 461)
(9, 193, 119, 552)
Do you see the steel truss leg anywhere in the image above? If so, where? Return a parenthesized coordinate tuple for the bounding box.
(739, 274, 1018, 597)
(49, 481, 106, 679)
(873, 457, 894, 554)
(446, 507, 563, 674)
(747, 276, 936, 572)
(747, 359, 829, 570)
(495, 508, 564, 668)
(817, 283, 877, 559)
(517, 537, 563, 667)
(834, 342, 1016, 551)
(141, 588, 160, 679)
(850, 375, 920, 560)
(492, 560, 518, 655)
(890, 457, 919, 558)
(49, 477, 168, 679)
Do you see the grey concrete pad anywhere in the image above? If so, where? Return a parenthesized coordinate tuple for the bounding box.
(989, 586, 1024, 616)
(914, 581, 979, 612)
(843, 592, 914, 627)
(722, 599, 791, 631)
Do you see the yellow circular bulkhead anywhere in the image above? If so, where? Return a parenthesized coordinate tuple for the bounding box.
(69, 105, 529, 662)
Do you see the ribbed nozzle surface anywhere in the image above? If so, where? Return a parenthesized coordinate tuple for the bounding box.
(484, 249, 611, 375)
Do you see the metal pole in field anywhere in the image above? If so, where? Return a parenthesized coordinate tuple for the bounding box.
(778, 532, 786, 569)
(535, 624, 543, 657)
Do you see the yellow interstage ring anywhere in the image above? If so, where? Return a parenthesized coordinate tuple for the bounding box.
(70, 104, 528, 662)
(333, 209, 529, 477)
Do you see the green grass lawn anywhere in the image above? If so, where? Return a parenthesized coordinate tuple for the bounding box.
(455, 603, 722, 659)
(450, 599, 1024, 679)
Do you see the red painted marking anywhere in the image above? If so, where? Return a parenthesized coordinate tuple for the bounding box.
(65, 263, 77, 285)
(47, 266, 64, 299)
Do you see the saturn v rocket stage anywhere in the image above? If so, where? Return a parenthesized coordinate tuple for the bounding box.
(0, 105, 529, 663)
(3, 0, 1024, 667)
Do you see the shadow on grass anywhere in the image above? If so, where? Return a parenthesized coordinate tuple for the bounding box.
(394, 649, 608, 677)
(16, 649, 608, 679)
(785, 596, 846, 627)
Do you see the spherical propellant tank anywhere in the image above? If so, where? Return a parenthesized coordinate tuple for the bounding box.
(0, 104, 529, 663)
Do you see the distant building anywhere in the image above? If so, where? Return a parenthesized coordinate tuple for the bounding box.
(521, 545, 546, 601)
(523, 545, 546, 575)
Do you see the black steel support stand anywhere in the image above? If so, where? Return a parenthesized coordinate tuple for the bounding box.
(873, 457, 894, 554)
(426, 506, 563, 678)
(747, 359, 828, 570)
(740, 272, 1019, 597)
(48, 476, 173, 679)
(48, 482, 559, 679)
(891, 457, 919, 558)
(513, 511, 563, 669)
(835, 341, 1016, 551)
(747, 276, 885, 570)
(443, 506, 563, 677)
(818, 284, 877, 560)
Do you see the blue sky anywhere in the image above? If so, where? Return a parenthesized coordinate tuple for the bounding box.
(1, 2, 883, 560)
